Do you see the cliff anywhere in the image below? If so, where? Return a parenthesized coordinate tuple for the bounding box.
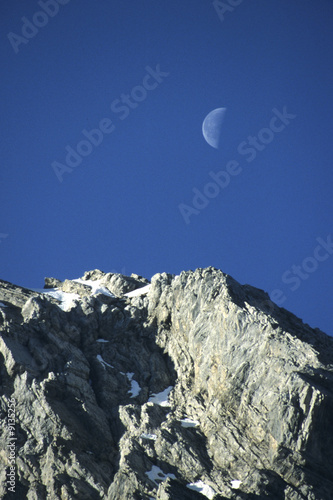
(0, 268, 332, 499)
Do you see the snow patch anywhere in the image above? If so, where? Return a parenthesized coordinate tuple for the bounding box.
(145, 465, 176, 486)
(96, 355, 114, 369)
(73, 278, 115, 297)
(0, 302, 7, 307)
(180, 418, 199, 428)
(126, 372, 141, 398)
(140, 433, 157, 441)
(186, 480, 216, 499)
(42, 289, 80, 311)
(124, 284, 151, 298)
(230, 480, 242, 489)
(149, 386, 173, 407)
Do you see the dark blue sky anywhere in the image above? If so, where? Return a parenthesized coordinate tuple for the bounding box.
(1, 0, 332, 335)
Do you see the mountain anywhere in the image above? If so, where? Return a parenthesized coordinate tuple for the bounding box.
(0, 268, 332, 499)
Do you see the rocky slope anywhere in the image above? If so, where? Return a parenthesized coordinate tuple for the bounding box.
(0, 268, 332, 499)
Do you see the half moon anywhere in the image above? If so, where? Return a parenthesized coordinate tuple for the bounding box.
(202, 107, 226, 149)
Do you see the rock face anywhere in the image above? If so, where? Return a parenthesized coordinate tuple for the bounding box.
(0, 267, 332, 500)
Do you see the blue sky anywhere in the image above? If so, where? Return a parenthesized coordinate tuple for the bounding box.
(1, 0, 332, 335)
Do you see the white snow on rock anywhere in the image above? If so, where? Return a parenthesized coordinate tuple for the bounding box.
(42, 289, 80, 311)
(96, 339, 109, 343)
(96, 355, 114, 369)
(186, 480, 216, 499)
(180, 418, 200, 428)
(126, 372, 141, 398)
(145, 465, 176, 486)
(0, 302, 7, 307)
(148, 386, 173, 407)
(73, 278, 115, 297)
(140, 433, 157, 441)
(230, 480, 242, 489)
(124, 284, 151, 298)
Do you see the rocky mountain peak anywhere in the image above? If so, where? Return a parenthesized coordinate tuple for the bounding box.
(0, 267, 332, 499)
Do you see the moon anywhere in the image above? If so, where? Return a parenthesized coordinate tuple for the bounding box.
(202, 107, 226, 149)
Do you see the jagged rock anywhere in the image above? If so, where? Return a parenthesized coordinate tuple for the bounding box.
(0, 268, 332, 499)
(44, 277, 62, 289)
(80, 269, 149, 297)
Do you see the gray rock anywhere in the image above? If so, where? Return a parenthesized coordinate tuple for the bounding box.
(0, 267, 332, 499)
(44, 277, 62, 289)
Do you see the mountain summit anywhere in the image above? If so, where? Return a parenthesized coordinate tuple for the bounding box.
(0, 268, 332, 499)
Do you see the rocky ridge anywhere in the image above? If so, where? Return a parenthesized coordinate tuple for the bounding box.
(0, 267, 332, 499)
